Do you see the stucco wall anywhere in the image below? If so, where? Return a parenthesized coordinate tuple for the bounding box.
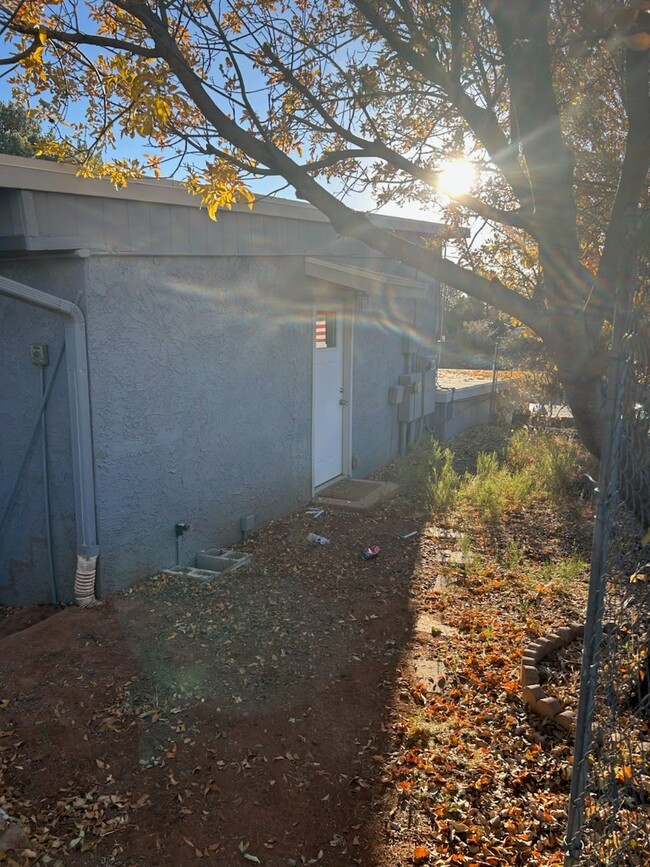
(435, 391, 495, 441)
(1, 249, 440, 604)
(0, 259, 85, 605)
(86, 255, 314, 595)
(351, 295, 438, 478)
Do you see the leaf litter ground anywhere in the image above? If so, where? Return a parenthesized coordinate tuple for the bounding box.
(0, 426, 596, 866)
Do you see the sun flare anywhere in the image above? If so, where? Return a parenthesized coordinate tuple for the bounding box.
(438, 159, 476, 197)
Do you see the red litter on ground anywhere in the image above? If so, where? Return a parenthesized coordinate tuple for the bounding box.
(361, 545, 380, 560)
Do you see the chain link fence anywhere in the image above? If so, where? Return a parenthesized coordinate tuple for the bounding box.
(565, 259, 650, 864)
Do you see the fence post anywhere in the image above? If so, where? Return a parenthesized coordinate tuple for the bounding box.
(563, 339, 625, 864)
(564, 211, 642, 864)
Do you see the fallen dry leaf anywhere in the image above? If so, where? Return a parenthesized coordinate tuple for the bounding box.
(413, 844, 430, 863)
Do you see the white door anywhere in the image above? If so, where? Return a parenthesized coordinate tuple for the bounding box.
(313, 306, 344, 487)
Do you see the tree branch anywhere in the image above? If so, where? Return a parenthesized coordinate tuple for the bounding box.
(262, 44, 529, 229)
(0, 34, 40, 65)
(116, 0, 551, 341)
(9, 22, 158, 58)
(350, 0, 532, 207)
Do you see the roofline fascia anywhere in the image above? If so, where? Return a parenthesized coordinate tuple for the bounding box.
(0, 154, 457, 236)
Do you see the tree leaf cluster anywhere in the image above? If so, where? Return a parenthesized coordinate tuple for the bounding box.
(0, 0, 648, 457)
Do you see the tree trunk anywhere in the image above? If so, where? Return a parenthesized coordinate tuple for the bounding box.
(559, 373, 604, 460)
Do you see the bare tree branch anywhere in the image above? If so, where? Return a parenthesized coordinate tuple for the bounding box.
(115, 0, 551, 340)
(351, 0, 532, 207)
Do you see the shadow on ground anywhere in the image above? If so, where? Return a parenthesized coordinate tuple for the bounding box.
(0, 494, 433, 866)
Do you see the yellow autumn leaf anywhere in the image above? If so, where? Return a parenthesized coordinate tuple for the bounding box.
(153, 97, 172, 125)
(615, 764, 633, 783)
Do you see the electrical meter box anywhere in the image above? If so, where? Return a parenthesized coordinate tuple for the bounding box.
(422, 368, 438, 416)
(398, 373, 424, 421)
(402, 336, 418, 355)
(398, 373, 419, 390)
(416, 347, 437, 372)
(388, 385, 405, 406)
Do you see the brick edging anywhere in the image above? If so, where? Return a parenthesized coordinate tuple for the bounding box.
(520, 623, 584, 732)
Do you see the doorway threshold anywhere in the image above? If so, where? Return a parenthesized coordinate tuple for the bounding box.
(313, 478, 398, 512)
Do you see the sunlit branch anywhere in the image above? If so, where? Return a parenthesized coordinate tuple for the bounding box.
(110, 0, 552, 339)
(157, 0, 169, 30)
(350, 0, 531, 206)
(8, 22, 159, 58)
(197, 1, 270, 144)
(0, 35, 40, 65)
(261, 41, 527, 229)
(198, 139, 275, 176)
(0, 1, 29, 37)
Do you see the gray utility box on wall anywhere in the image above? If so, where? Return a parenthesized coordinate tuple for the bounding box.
(422, 368, 437, 416)
(388, 384, 405, 406)
(398, 373, 423, 422)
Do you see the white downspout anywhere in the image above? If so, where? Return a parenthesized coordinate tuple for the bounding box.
(0, 274, 100, 606)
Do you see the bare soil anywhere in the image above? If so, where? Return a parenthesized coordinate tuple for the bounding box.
(0, 431, 596, 867)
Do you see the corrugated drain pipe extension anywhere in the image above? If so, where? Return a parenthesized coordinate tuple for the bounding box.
(0, 275, 100, 606)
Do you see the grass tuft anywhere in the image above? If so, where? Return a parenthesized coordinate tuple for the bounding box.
(427, 440, 460, 514)
(459, 451, 535, 525)
(507, 429, 585, 499)
(528, 555, 590, 594)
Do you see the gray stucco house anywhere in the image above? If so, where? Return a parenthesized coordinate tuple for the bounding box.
(0, 155, 447, 607)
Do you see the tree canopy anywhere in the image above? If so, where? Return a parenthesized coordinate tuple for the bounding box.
(1, 0, 649, 455)
(0, 99, 45, 156)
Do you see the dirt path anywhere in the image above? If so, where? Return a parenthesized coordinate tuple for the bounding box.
(0, 442, 594, 867)
(1, 501, 429, 866)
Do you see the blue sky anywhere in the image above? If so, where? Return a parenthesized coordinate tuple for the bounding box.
(0, 28, 445, 227)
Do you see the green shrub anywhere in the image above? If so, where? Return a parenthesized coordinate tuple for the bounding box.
(535, 436, 584, 499)
(504, 539, 525, 571)
(427, 440, 460, 514)
(506, 429, 533, 472)
(459, 531, 484, 578)
(507, 429, 585, 499)
(449, 422, 511, 475)
(459, 450, 535, 525)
